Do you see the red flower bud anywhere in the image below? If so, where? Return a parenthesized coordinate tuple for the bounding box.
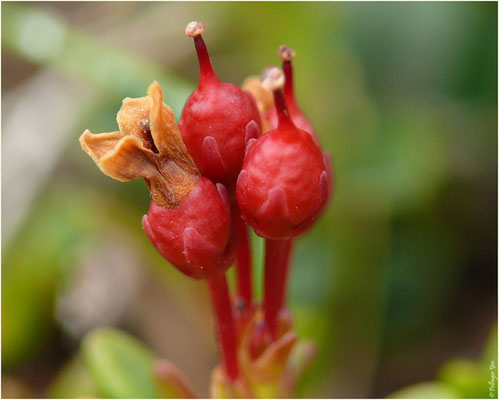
(179, 22, 262, 186)
(142, 176, 236, 280)
(236, 68, 329, 239)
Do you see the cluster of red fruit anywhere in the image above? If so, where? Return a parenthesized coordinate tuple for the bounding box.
(144, 21, 332, 279)
(80, 21, 333, 387)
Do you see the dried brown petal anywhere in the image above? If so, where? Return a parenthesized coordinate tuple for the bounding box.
(80, 82, 200, 208)
(80, 130, 158, 182)
(147, 82, 197, 174)
(116, 96, 154, 150)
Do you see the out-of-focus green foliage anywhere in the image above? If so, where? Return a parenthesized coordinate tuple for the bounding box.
(439, 359, 489, 398)
(389, 382, 460, 399)
(48, 356, 99, 399)
(2, 187, 98, 367)
(390, 329, 498, 398)
(2, 3, 194, 115)
(81, 327, 161, 398)
(52, 328, 201, 399)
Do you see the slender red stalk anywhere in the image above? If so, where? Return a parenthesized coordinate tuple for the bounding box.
(234, 205, 252, 306)
(279, 45, 297, 108)
(207, 273, 239, 380)
(185, 22, 217, 84)
(273, 88, 293, 129)
(275, 239, 294, 313)
(193, 35, 218, 85)
(282, 60, 295, 106)
(264, 238, 290, 339)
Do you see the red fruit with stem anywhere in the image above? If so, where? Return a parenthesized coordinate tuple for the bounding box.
(236, 67, 329, 239)
(179, 21, 262, 186)
(142, 177, 236, 279)
(80, 81, 236, 279)
(268, 45, 335, 212)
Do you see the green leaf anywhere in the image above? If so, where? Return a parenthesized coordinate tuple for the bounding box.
(388, 381, 460, 399)
(2, 3, 194, 116)
(438, 358, 490, 399)
(482, 327, 498, 367)
(48, 356, 99, 398)
(2, 187, 99, 368)
(81, 327, 161, 398)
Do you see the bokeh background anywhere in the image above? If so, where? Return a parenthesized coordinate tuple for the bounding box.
(2, 2, 497, 398)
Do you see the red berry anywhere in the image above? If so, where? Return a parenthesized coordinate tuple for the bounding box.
(142, 177, 236, 279)
(179, 22, 262, 186)
(236, 68, 329, 239)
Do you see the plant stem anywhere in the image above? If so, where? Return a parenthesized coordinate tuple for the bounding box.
(264, 238, 292, 339)
(282, 60, 296, 107)
(276, 239, 294, 313)
(193, 35, 218, 85)
(234, 205, 252, 306)
(207, 273, 239, 381)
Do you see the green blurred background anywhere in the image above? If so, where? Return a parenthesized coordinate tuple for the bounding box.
(2, 2, 497, 398)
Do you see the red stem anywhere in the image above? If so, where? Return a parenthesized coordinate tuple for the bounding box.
(276, 239, 294, 313)
(207, 273, 239, 381)
(193, 35, 218, 85)
(272, 89, 294, 129)
(264, 238, 292, 339)
(234, 205, 252, 306)
(282, 60, 296, 107)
